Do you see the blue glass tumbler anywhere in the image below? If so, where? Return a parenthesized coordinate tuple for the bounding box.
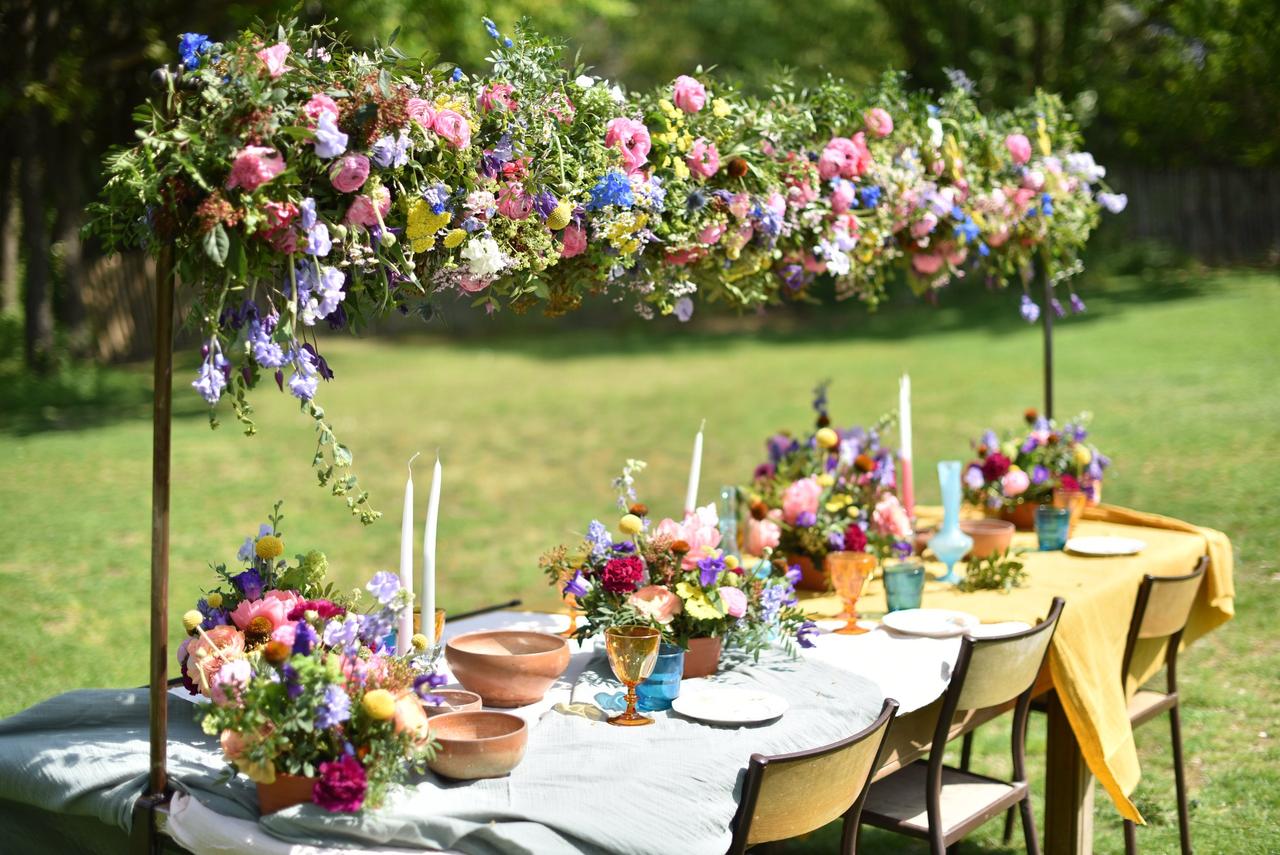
(884, 563, 926, 612)
(1036, 505, 1071, 551)
(636, 643, 685, 711)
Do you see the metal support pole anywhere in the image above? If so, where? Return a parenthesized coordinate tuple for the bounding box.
(149, 242, 175, 798)
(1041, 263, 1054, 420)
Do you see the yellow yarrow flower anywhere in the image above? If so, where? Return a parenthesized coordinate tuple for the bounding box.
(712, 99, 732, 118)
(672, 159, 690, 181)
(362, 689, 396, 721)
(676, 132, 693, 153)
(255, 535, 284, 560)
(443, 228, 467, 248)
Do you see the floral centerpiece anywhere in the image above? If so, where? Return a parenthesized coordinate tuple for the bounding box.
(178, 506, 445, 813)
(962, 409, 1111, 528)
(743, 383, 912, 589)
(540, 460, 815, 677)
(89, 17, 1125, 521)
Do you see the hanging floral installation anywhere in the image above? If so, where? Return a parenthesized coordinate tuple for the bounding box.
(90, 16, 1125, 521)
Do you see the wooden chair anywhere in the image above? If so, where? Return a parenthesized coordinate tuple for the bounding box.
(859, 597, 1066, 855)
(726, 697, 899, 854)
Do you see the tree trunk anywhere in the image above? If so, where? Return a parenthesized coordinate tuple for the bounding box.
(0, 158, 17, 313)
(19, 111, 53, 370)
(52, 126, 87, 352)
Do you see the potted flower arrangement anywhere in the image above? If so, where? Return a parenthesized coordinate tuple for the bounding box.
(540, 461, 814, 679)
(743, 383, 912, 590)
(178, 506, 444, 813)
(962, 409, 1111, 530)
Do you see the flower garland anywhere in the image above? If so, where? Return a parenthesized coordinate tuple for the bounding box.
(90, 18, 1125, 521)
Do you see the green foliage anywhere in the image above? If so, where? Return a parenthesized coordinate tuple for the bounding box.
(958, 548, 1028, 592)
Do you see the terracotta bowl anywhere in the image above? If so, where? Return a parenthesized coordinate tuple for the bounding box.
(961, 518, 1016, 559)
(421, 689, 484, 718)
(428, 711, 529, 780)
(445, 630, 570, 707)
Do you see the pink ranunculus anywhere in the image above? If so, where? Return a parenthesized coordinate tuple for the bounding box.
(782, 477, 823, 525)
(672, 75, 707, 113)
(745, 516, 781, 555)
(225, 146, 285, 192)
(210, 658, 252, 707)
(344, 185, 391, 227)
(628, 585, 683, 624)
(987, 228, 1010, 248)
(910, 211, 939, 239)
(1006, 133, 1032, 165)
(686, 138, 720, 179)
(818, 133, 872, 180)
(458, 275, 491, 293)
(185, 625, 246, 696)
(803, 252, 827, 274)
(699, 223, 726, 245)
(604, 117, 651, 175)
(911, 253, 944, 275)
(329, 153, 370, 193)
(303, 93, 340, 125)
(1013, 187, 1037, 211)
(560, 224, 587, 258)
(256, 43, 291, 79)
(230, 595, 292, 632)
(406, 98, 435, 130)
(1023, 169, 1045, 191)
(479, 82, 517, 113)
(831, 181, 856, 214)
(432, 110, 471, 149)
(872, 494, 913, 539)
(497, 184, 533, 220)
(1001, 468, 1031, 497)
(864, 107, 894, 138)
(718, 586, 748, 618)
(655, 504, 723, 569)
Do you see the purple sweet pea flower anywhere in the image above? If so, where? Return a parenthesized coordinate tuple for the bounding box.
(784, 564, 803, 586)
(794, 511, 817, 528)
(1031, 465, 1051, 485)
(981, 430, 1000, 451)
(313, 112, 348, 159)
(964, 465, 985, 490)
(1021, 435, 1040, 454)
(1020, 294, 1041, 324)
(366, 571, 402, 605)
(315, 684, 351, 729)
(414, 672, 449, 704)
(1069, 293, 1087, 314)
(292, 620, 318, 656)
(1051, 298, 1066, 318)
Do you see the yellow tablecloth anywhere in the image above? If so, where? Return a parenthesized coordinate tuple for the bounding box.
(800, 504, 1235, 823)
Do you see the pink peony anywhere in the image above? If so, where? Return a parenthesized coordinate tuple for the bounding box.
(225, 146, 285, 192)
(184, 625, 246, 696)
(479, 83, 518, 113)
(256, 43, 291, 79)
(781, 477, 823, 525)
(672, 75, 707, 113)
(604, 117, 651, 175)
(329, 154, 370, 193)
(432, 110, 471, 149)
(1006, 133, 1032, 165)
(406, 98, 435, 129)
(699, 223, 726, 245)
(745, 516, 781, 555)
(560, 224, 587, 258)
(303, 93, 340, 124)
(655, 504, 723, 569)
(627, 585, 683, 624)
(686, 138, 720, 178)
(911, 253, 944, 276)
(818, 134, 872, 180)
(344, 186, 391, 227)
(230, 594, 292, 632)
(864, 107, 894, 138)
(718, 586, 748, 618)
(872, 494, 913, 539)
(1001, 468, 1031, 497)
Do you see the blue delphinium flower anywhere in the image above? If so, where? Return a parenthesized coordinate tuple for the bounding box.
(1019, 294, 1041, 324)
(451, 67, 464, 83)
(585, 520, 611, 557)
(697, 555, 725, 587)
(1041, 193, 1054, 216)
(178, 33, 213, 69)
(587, 170, 634, 210)
(483, 17, 500, 39)
(859, 186, 882, 208)
(315, 684, 351, 729)
(366, 570, 402, 605)
(977, 241, 990, 257)
(422, 183, 452, 214)
(282, 664, 303, 699)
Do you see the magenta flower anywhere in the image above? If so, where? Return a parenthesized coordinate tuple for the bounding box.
(329, 154, 370, 193)
(225, 146, 285, 192)
(685, 138, 720, 179)
(432, 110, 471, 149)
(313, 755, 366, 813)
(600, 556, 646, 594)
(604, 117, 651, 175)
(1005, 133, 1032, 166)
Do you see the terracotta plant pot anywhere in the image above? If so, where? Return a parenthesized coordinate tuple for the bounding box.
(445, 630, 570, 708)
(421, 689, 484, 718)
(256, 773, 316, 815)
(960, 518, 1015, 559)
(427, 711, 529, 780)
(681, 636, 723, 679)
(997, 501, 1038, 531)
(788, 553, 829, 591)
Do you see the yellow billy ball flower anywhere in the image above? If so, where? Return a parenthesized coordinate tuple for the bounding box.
(1074, 444, 1093, 466)
(255, 535, 284, 560)
(619, 514, 644, 536)
(546, 201, 573, 231)
(205, 591, 223, 608)
(182, 610, 204, 635)
(816, 473, 835, 488)
(443, 228, 467, 248)
(362, 689, 396, 721)
(816, 427, 840, 449)
(411, 633, 430, 652)
(724, 555, 740, 571)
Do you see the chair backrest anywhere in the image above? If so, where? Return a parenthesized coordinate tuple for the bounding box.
(728, 698, 899, 852)
(1120, 556, 1208, 683)
(953, 597, 1065, 712)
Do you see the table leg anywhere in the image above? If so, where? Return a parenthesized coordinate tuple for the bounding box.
(1044, 691, 1094, 855)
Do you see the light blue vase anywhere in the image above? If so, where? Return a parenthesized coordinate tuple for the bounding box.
(929, 461, 973, 585)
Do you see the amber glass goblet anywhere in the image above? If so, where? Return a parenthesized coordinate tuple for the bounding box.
(604, 625, 662, 726)
(412, 608, 447, 643)
(826, 551, 875, 635)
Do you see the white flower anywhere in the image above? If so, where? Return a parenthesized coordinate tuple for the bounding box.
(608, 85, 625, 104)
(575, 74, 595, 88)
(1066, 152, 1106, 183)
(927, 117, 944, 148)
(460, 237, 506, 277)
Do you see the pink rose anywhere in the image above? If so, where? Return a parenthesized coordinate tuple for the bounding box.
(256, 43, 291, 79)
(1006, 133, 1032, 166)
(627, 585, 683, 624)
(225, 146, 285, 192)
(604, 117, 651, 175)
(745, 516, 781, 555)
(872, 494, 913, 539)
(1001, 468, 1031, 497)
(818, 133, 872, 181)
(329, 154, 370, 193)
(432, 110, 471, 149)
(718, 586, 748, 619)
(864, 107, 894, 138)
(831, 181, 856, 214)
(344, 186, 391, 227)
(699, 223, 726, 245)
(260, 200, 299, 252)
(406, 98, 435, 129)
(672, 75, 706, 113)
(497, 184, 533, 220)
(911, 253, 944, 276)
(479, 82, 517, 113)
(781, 477, 823, 525)
(686, 138, 720, 179)
(561, 224, 587, 258)
(303, 93, 340, 125)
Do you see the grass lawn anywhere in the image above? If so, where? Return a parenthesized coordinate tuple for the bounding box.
(1, 268, 1276, 853)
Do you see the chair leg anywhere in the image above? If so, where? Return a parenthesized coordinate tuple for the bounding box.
(930, 822, 947, 855)
(960, 731, 973, 771)
(1019, 794, 1041, 855)
(1169, 704, 1193, 855)
(1123, 818, 1137, 855)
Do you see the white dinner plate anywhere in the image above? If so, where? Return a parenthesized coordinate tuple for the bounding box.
(1065, 536, 1146, 557)
(880, 608, 980, 638)
(671, 685, 788, 725)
